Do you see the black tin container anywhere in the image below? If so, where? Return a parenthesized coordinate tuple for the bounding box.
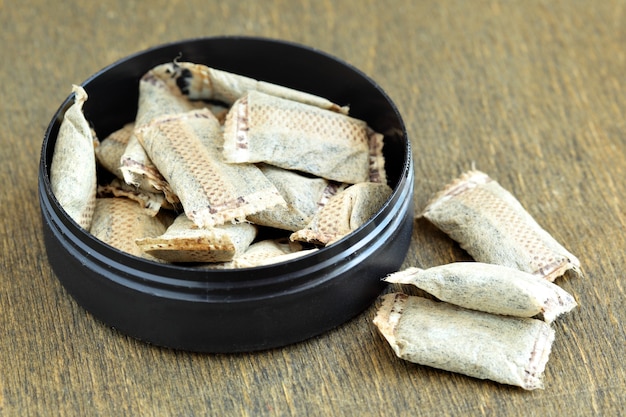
(38, 37, 414, 352)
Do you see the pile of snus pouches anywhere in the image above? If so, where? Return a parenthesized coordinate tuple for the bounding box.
(50, 62, 388, 267)
(374, 170, 581, 390)
(51, 61, 579, 391)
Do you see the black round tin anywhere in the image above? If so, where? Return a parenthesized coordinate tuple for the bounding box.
(38, 37, 414, 352)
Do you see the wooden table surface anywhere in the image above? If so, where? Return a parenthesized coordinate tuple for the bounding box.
(2, 0, 625, 415)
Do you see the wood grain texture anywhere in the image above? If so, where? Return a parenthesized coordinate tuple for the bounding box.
(1, 0, 625, 415)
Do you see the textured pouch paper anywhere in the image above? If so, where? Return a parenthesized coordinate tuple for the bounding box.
(385, 262, 577, 323)
(374, 293, 555, 390)
(421, 170, 581, 281)
(136, 109, 286, 228)
(50, 85, 97, 230)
